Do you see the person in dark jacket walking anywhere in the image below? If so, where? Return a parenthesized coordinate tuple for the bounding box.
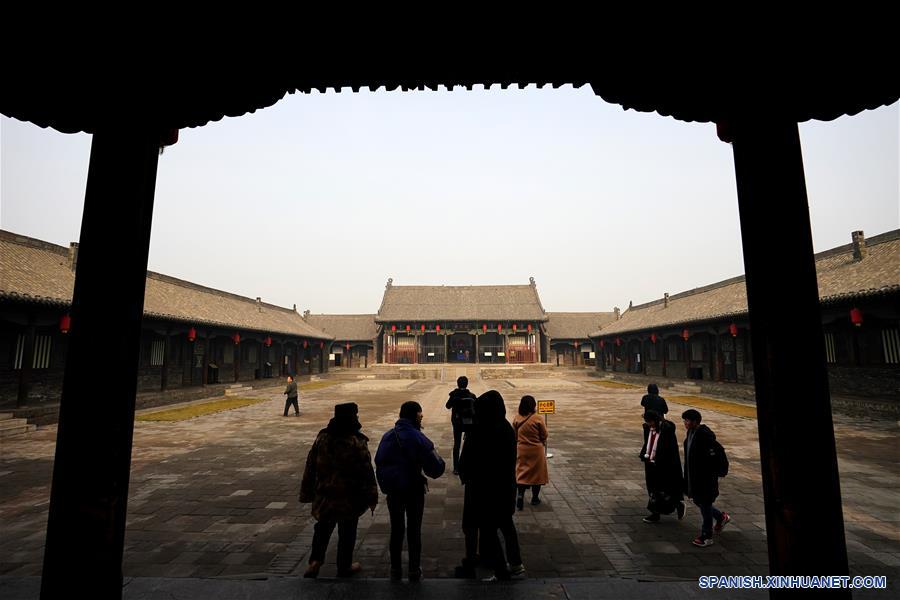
(299, 402, 378, 578)
(446, 376, 477, 475)
(639, 410, 685, 523)
(640, 383, 668, 417)
(375, 401, 446, 582)
(458, 390, 524, 581)
(283, 375, 299, 416)
(682, 409, 731, 547)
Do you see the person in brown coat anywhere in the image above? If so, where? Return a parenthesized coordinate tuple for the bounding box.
(513, 395, 549, 510)
(299, 402, 378, 578)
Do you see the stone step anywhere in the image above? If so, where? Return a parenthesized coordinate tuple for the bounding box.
(0, 412, 14, 421)
(224, 387, 252, 396)
(0, 419, 37, 438)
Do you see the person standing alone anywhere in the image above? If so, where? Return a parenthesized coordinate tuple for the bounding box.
(283, 374, 299, 417)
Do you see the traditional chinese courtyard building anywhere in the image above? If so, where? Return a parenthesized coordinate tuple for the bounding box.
(375, 278, 549, 364)
(0, 230, 332, 408)
(302, 312, 378, 368)
(545, 311, 617, 366)
(592, 229, 900, 400)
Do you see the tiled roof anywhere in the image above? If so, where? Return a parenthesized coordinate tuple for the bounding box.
(375, 281, 548, 322)
(303, 314, 378, 341)
(546, 312, 617, 339)
(0, 230, 331, 339)
(594, 230, 900, 337)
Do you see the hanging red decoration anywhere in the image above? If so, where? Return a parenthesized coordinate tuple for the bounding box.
(682, 329, 690, 341)
(303, 340, 308, 348)
(320, 341, 324, 349)
(574, 340, 580, 348)
(850, 308, 863, 327)
(187, 327, 197, 342)
(391, 324, 397, 332)
(527, 323, 532, 333)
(421, 324, 426, 332)
(436, 324, 441, 333)
(264, 336, 272, 347)
(483, 324, 487, 333)
(406, 324, 411, 332)
(59, 314, 71, 334)
(512, 324, 517, 332)
(497, 323, 502, 333)
(729, 323, 738, 337)
(615, 337, 621, 346)
(345, 343, 351, 350)
(650, 333, 657, 344)
(599, 339, 605, 349)
(232, 333, 241, 345)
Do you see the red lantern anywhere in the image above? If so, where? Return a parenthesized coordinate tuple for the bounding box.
(497, 323, 502, 333)
(264, 336, 272, 347)
(599, 339, 605, 349)
(574, 340, 580, 348)
(850, 308, 863, 327)
(682, 329, 689, 341)
(59, 314, 71, 334)
(406, 324, 411, 332)
(345, 343, 351, 350)
(303, 340, 308, 348)
(512, 324, 517, 332)
(421, 324, 426, 332)
(436, 324, 441, 333)
(650, 333, 657, 344)
(615, 337, 621, 347)
(187, 327, 197, 342)
(483, 324, 487, 333)
(729, 323, 738, 337)
(320, 341, 324, 349)
(232, 333, 241, 345)
(527, 324, 532, 333)
(391, 324, 397, 332)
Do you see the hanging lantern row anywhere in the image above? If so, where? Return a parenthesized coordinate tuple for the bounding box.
(59, 314, 71, 334)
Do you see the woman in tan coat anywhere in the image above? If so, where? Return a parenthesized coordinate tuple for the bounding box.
(513, 395, 549, 510)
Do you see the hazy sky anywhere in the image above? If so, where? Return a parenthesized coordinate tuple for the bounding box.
(2, 87, 897, 314)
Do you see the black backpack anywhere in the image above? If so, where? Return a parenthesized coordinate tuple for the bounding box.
(710, 439, 729, 477)
(457, 396, 476, 432)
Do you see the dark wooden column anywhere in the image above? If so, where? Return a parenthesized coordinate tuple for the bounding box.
(16, 315, 36, 407)
(160, 328, 169, 391)
(41, 129, 161, 600)
(727, 119, 849, 597)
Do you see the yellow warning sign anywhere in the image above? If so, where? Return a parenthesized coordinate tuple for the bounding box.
(537, 400, 556, 414)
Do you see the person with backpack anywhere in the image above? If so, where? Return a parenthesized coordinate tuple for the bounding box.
(639, 410, 685, 523)
(640, 383, 668, 417)
(681, 409, 731, 547)
(375, 401, 446, 582)
(446, 376, 477, 475)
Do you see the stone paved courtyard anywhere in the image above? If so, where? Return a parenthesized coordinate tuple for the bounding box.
(2, 372, 898, 583)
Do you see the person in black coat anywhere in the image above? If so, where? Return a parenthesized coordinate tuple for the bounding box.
(640, 383, 668, 417)
(682, 409, 730, 547)
(639, 410, 685, 523)
(457, 390, 524, 581)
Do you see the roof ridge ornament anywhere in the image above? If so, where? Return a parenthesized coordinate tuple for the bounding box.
(386, 277, 393, 289)
(529, 277, 536, 287)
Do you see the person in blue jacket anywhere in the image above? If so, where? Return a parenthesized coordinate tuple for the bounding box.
(375, 401, 446, 582)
